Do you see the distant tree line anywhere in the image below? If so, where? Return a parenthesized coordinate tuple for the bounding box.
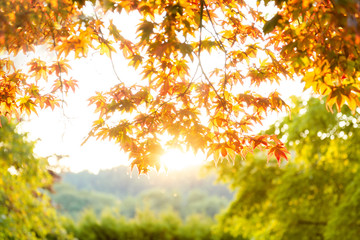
(61, 166, 232, 199)
(47, 209, 244, 240)
(51, 166, 233, 219)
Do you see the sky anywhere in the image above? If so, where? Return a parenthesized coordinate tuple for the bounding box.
(18, 4, 307, 174)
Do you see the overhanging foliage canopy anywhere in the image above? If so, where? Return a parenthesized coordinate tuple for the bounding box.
(1, 0, 360, 173)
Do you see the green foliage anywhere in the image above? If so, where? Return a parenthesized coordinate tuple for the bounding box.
(56, 208, 243, 240)
(184, 190, 228, 218)
(51, 183, 121, 219)
(0, 117, 66, 239)
(53, 166, 232, 219)
(212, 98, 360, 239)
(325, 174, 360, 239)
(62, 166, 232, 199)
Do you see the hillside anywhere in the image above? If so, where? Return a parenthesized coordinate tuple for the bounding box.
(51, 165, 233, 219)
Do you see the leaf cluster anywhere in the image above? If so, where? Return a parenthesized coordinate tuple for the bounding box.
(2, 0, 360, 172)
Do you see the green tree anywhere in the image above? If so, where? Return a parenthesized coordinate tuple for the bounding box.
(51, 183, 121, 219)
(185, 189, 228, 218)
(60, 208, 242, 240)
(61, 166, 233, 200)
(0, 117, 66, 239)
(212, 98, 360, 239)
(56, 166, 233, 219)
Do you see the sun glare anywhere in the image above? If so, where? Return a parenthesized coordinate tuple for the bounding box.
(160, 149, 205, 171)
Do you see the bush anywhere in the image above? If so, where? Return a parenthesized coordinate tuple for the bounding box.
(58, 208, 242, 240)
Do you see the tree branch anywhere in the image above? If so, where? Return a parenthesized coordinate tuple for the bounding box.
(198, 0, 205, 58)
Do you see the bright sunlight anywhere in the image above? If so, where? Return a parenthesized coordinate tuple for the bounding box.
(160, 149, 205, 171)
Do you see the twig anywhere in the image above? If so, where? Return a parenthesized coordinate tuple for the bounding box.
(204, 4, 226, 52)
(198, 0, 205, 58)
(93, 6, 123, 84)
(203, 2, 227, 98)
(198, 60, 224, 104)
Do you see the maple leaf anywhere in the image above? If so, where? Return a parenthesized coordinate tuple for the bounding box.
(1, 0, 360, 174)
(97, 41, 116, 57)
(263, 14, 282, 34)
(267, 144, 289, 165)
(252, 135, 269, 149)
(137, 21, 155, 42)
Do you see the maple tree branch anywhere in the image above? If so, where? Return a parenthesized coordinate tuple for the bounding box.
(123, 2, 205, 126)
(197, 1, 227, 104)
(198, 0, 205, 58)
(143, 63, 200, 117)
(43, 7, 63, 92)
(201, 25, 228, 98)
(223, 53, 227, 99)
(86, 61, 202, 147)
(202, 26, 221, 43)
(204, 3, 226, 52)
(45, 9, 67, 115)
(202, 3, 228, 98)
(50, 38, 67, 116)
(181, 63, 200, 97)
(41, 7, 72, 141)
(198, 60, 224, 104)
(93, 9, 123, 84)
(196, 2, 228, 111)
(112, 63, 202, 140)
(109, 52, 123, 83)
